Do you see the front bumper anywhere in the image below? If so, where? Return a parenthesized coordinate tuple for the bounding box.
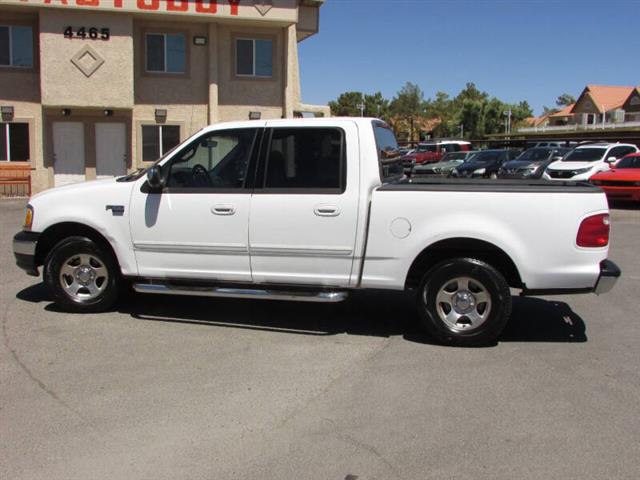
(594, 259, 621, 295)
(13, 231, 40, 277)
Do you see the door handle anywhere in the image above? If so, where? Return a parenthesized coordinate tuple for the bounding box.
(314, 205, 340, 217)
(211, 204, 236, 216)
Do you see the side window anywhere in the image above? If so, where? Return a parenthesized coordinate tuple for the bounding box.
(263, 128, 345, 192)
(166, 129, 256, 190)
(618, 146, 637, 157)
(142, 125, 180, 162)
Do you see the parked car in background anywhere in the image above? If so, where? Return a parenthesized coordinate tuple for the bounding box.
(401, 140, 472, 170)
(453, 149, 520, 178)
(413, 151, 478, 176)
(544, 143, 639, 181)
(590, 153, 640, 203)
(498, 147, 570, 179)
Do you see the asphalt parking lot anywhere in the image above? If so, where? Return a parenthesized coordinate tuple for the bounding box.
(1, 198, 639, 480)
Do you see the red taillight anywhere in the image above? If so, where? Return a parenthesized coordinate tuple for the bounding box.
(577, 214, 610, 247)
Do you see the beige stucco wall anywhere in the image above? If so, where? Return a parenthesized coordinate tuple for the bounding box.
(39, 10, 134, 108)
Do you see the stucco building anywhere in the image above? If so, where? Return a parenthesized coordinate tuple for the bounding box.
(0, 0, 327, 194)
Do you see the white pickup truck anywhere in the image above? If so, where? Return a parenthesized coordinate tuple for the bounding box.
(13, 118, 620, 346)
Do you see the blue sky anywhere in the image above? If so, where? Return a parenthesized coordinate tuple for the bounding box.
(298, 0, 640, 115)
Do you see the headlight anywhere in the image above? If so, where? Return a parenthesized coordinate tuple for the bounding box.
(473, 168, 486, 175)
(573, 167, 592, 175)
(23, 205, 34, 230)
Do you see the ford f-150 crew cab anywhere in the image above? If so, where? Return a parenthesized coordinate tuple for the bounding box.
(13, 118, 621, 346)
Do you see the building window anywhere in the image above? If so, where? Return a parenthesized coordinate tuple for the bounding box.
(236, 38, 273, 77)
(0, 25, 34, 68)
(264, 128, 345, 192)
(0, 123, 29, 162)
(142, 125, 180, 162)
(145, 33, 186, 74)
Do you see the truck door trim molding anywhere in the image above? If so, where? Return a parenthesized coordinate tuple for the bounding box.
(250, 245, 353, 258)
(133, 242, 248, 256)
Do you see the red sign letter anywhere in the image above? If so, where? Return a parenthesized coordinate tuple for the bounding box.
(44, 0, 69, 4)
(228, 0, 240, 16)
(113, 0, 123, 7)
(195, 0, 217, 14)
(167, 0, 188, 11)
(137, 0, 159, 10)
(76, 0, 99, 6)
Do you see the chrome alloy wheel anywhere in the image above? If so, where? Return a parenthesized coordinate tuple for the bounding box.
(430, 276, 492, 332)
(59, 254, 109, 301)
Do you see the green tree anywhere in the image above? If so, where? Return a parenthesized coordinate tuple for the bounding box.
(389, 82, 427, 141)
(328, 91, 365, 117)
(364, 91, 390, 119)
(556, 93, 576, 107)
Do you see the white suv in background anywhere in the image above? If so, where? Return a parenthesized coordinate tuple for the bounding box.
(544, 143, 639, 181)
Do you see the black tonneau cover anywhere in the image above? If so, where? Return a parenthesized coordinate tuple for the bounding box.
(379, 177, 601, 194)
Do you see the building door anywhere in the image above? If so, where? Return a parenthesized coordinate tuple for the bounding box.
(53, 122, 85, 186)
(96, 123, 127, 179)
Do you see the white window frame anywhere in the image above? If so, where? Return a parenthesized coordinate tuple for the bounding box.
(0, 25, 33, 69)
(145, 32, 185, 74)
(236, 38, 273, 78)
(1, 123, 10, 161)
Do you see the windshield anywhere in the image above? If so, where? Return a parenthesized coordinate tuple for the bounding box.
(470, 151, 501, 163)
(563, 148, 606, 162)
(516, 148, 551, 162)
(373, 121, 404, 182)
(616, 155, 640, 169)
(417, 144, 438, 153)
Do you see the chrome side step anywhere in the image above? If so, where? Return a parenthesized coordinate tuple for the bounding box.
(132, 283, 349, 303)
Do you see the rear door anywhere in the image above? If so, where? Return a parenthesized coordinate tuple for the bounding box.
(248, 123, 360, 287)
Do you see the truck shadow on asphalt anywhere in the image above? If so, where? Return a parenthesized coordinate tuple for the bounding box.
(17, 284, 587, 345)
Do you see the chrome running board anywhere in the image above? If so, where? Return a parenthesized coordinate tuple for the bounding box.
(132, 283, 348, 303)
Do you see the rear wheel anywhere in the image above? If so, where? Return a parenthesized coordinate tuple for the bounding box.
(44, 236, 120, 312)
(417, 257, 511, 346)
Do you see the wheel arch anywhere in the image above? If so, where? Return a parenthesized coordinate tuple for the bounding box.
(405, 237, 523, 290)
(35, 222, 119, 269)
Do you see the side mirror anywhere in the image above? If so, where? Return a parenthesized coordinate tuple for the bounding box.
(147, 165, 165, 191)
(606, 156, 617, 164)
(551, 155, 564, 162)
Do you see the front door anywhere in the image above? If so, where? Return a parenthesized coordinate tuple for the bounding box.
(96, 123, 127, 179)
(129, 127, 258, 281)
(53, 122, 85, 187)
(249, 125, 360, 287)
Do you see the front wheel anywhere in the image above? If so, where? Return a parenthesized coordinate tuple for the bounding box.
(44, 236, 121, 313)
(417, 258, 512, 346)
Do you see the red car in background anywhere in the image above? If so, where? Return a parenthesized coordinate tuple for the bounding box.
(590, 153, 640, 203)
(401, 140, 472, 170)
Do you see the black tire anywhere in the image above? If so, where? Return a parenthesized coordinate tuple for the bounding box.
(44, 236, 121, 313)
(416, 257, 512, 347)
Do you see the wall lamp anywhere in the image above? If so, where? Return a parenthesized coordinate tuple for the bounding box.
(61, 108, 72, 116)
(249, 111, 261, 120)
(103, 109, 113, 117)
(0, 105, 13, 121)
(155, 108, 167, 123)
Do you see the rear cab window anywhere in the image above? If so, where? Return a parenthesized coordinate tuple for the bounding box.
(372, 120, 404, 183)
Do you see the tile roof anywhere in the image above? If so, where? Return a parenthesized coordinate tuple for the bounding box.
(572, 85, 636, 113)
(549, 103, 575, 117)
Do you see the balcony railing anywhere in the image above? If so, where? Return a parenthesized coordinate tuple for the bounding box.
(518, 121, 640, 133)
